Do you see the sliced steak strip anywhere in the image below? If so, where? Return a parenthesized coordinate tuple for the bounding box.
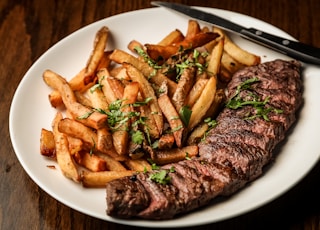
(216, 109, 285, 140)
(106, 176, 150, 218)
(198, 141, 271, 181)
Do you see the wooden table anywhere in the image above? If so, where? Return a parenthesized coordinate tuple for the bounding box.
(1, 0, 319, 229)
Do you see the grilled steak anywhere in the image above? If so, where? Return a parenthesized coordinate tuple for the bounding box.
(106, 59, 303, 219)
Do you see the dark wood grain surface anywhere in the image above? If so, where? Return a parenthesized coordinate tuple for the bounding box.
(1, 0, 319, 229)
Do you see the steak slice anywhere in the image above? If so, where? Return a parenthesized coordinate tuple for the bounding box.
(106, 176, 150, 218)
(216, 109, 285, 140)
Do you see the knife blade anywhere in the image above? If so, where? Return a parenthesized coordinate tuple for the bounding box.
(151, 1, 320, 65)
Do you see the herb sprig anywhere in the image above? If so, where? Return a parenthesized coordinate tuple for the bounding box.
(226, 77, 283, 120)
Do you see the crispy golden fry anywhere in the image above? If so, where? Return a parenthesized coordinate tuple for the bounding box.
(95, 152, 128, 171)
(124, 63, 164, 136)
(185, 78, 208, 108)
(113, 67, 130, 81)
(172, 67, 196, 112)
(74, 151, 107, 172)
(158, 29, 184, 46)
(81, 170, 135, 187)
(96, 68, 119, 104)
(86, 79, 109, 111)
(74, 91, 93, 108)
(185, 20, 201, 40)
(146, 32, 219, 61)
(213, 27, 260, 66)
(67, 136, 83, 155)
(97, 152, 128, 169)
(175, 31, 220, 49)
(52, 112, 80, 182)
(43, 70, 108, 129)
(145, 44, 178, 61)
(221, 51, 245, 74)
(96, 51, 113, 70)
(112, 82, 139, 155)
(188, 76, 217, 131)
(96, 128, 113, 152)
(48, 90, 64, 108)
(125, 159, 152, 172)
(58, 118, 97, 150)
(84, 26, 109, 85)
(158, 94, 185, 147)
(137, 102, 160, 139)
(204, 88, 225, 118)
(158, 133, 175, 150)
(207, 38, 224, 77)
(151, 145, 198, 165)
(127, 40, 144, 53)
(187, 123, 209, 145)
(68, 68, 95, 92)
(109, 49, 177, 95)
(40, 128, 55, 157)
(107, 77, 124, 100)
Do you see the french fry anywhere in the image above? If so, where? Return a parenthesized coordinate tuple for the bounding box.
(48, 90, 64, 108)
(221, 51, 245, 74)
(84, 26, 109, 85)
(185, 20, 201, 40)
(213, 27, 260, 66)
(185, 78, 208, 108)
(112, 82, 140, 155)
(151, 145, 198, 165)
(207, 38, 224, 77)
(172, 67, 196, 112)
(52, 112, 80, 182)
(95, 152, 128, 171)
(68, 68, 93, 92)
(158, 94, 185, 147)
(124, 63, 163, 136)
(187, 123, 209, 145)
(188, 76, 217, 131)
(107, 77, 124, 100)
(96, 128, 113, 152)
(158, 29, 184, 46)
(74, 151, 107, 172)
(81, 170, 135, 187)
(43, 70, 108, 129)
(158, 133, 175, 150)
(58, 118, 98, 150)
(127, 40, 144, 53)
(40, 128, 55, 157)
(125, 159, 152, 172)
(96, 68, 118, 104)
(67, 136, 83, 155)
(96, 51, 113, 70)
(137, 102, 160, 139)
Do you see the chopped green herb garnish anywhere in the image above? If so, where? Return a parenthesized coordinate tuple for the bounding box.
(77, 111, 94, 120)
(149, 169, 172, 185)
(179, 106, 192, 126)
(131, 130, 144, 145)
(225, 77, 281, 121)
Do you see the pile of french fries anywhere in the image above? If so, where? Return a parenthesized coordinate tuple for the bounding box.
(40, 20, 260, 187)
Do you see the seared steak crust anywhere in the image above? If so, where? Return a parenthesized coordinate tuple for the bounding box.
(106, 59, 302, 219)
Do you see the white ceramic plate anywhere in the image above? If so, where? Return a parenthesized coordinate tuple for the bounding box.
(9, 7, 320, 228)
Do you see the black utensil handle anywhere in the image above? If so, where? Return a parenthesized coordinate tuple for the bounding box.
(241, 28, 320, 65)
